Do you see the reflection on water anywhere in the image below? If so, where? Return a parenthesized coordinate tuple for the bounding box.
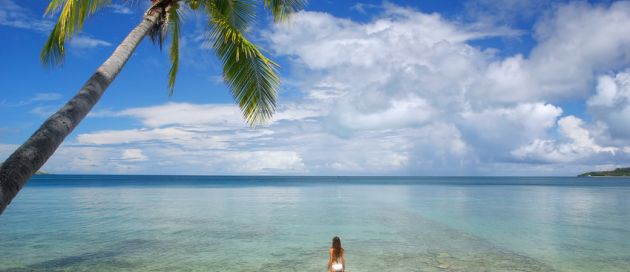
(1, 176, 629, 271)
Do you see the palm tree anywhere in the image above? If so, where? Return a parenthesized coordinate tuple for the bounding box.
(0, 0, 304, 214)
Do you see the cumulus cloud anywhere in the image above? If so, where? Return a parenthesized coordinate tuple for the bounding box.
(528, 1, 630, 99)
(261, 2, 630, 173)
(469, 1, 630, 103)
(588, 70, 630, 138)
(459, 103, 563, 160)
(512, 116, 618, 163)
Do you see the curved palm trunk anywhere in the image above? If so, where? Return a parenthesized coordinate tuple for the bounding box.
(0, 9, 164, 214)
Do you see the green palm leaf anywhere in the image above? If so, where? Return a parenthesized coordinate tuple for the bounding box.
(186, 0, 202, 10)
(207, 2, 279, 125)
(167, 3, 181, 94)
(263, 0, 305, 22)
(210, 0, 255, 32)
(41, 0, 112, 65)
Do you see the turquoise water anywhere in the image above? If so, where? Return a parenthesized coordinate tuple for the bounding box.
(1, 176, 629, 271)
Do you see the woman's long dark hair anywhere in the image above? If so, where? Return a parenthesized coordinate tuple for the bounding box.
(331, 236, 343, 261)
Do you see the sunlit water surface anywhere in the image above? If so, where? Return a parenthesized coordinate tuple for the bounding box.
(1, 176, 629, 271)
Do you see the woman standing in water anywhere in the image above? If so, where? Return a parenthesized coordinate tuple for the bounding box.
(328, 236, 346, 272)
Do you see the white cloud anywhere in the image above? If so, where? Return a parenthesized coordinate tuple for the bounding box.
(0, 0, 53, 32)
(215, 151, 305, 172)
(587, 70, 630, 138)
(102, 102, 324, 128)
(266, 8, 503, 71)
(69, 35, 112, 48)
(467, 1, 630, 103)
(472, 55, 536, 104)
(150, 148, 306, 174)
(109, 4, 133, 15)
(75, 126, 267, 150)
(41, 145, 306, 174)
(45, 146, 120, 173)
(272, 103, 322, 122)
(460, 103, 563, 152)
(121, 149, 147, 161)
(558, 117, 615, 154)
(115, 103, 245, 128)
(529, 2, 630, 99)
(331, 96, 434, 131)
(264, 6, 494, 134)
(78, 127, 198, 145)
(261, 2, 630, 173)
(512, 116, 618, 163)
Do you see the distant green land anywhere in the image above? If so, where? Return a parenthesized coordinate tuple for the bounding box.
(35, 170, 49, 175)
(578, 167, 630, 177)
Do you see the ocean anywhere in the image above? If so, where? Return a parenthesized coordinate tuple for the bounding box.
(1, 175, 629, 271)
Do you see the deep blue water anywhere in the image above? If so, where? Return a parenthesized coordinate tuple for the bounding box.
(1, 175, 629, 271)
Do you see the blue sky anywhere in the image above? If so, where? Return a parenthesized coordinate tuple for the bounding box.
(2, 0, 630, 175)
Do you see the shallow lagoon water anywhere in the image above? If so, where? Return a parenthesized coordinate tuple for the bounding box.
(1, 176, 629, 271)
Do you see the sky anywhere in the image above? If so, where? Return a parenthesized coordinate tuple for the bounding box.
(1, 0, 630, 176)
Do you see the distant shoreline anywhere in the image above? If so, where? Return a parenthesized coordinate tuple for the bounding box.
(578, 167, 630, 177)
(578, 175, 630, 178)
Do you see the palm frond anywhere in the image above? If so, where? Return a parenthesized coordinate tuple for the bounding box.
(185, 0, 202, 10)
(167, 3, 181, 95)
(207, 4, 279, 125)
(207, 0, 256, 32)
(147, 4, 168, 50)
(262, 0, 305, 22)
(41, 0, 112, 65)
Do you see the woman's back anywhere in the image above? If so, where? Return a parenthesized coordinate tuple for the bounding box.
(329, 237, 345, 272)
(330, 248, 343, 271)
